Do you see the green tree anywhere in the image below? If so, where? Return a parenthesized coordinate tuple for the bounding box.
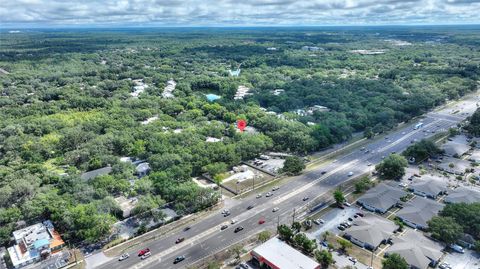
(427, 216, 463, 245)
(440, 203, 480, 240)
(475, 240, 480, 253)
(375, 154, 408, 180)
(382, 253, 409, 269)
(230, 244, 243, 259)
(466, 108, 480, 136)
(258, 230, 271, 242)
(278, 224, 294, 242)
(403, 139, 443, 163)
(294, 233, 308, 248)
(336, 238, 352, 254)
(333, 188, 345, 206)
(206, 261, 221, 269)
(292, 221, 302, 232)
(302, 238, 318, 254)
(315, 250, 334, 268)
(354, 176, 373, 193)
(281, 156, 306, 175)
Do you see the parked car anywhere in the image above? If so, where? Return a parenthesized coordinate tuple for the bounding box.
(313, 219, 324, 225)
(118, 253, 129, 261)
(450, 244, 465, 253)
(343, 202, 351, 207)
(348, 257, 357, 263)
(175, 237, 185, 244)
(234, 226, 244, 233)
(238, 263, 251, 269)
(356, 212, 364, 217)
(173, 255, 185, 264)
(221, 225, 228, 230)
(439, 262, 452, 269)
(138, 248, 150, 256)
(337, 225, 345, 231)
(272, 207, 279, 212)
(141, 252, 151, 259)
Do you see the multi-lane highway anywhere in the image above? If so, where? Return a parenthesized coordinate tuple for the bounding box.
(94, 94, 480, 269)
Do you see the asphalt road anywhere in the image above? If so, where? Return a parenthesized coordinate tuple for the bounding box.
(94, 94, 480, 269)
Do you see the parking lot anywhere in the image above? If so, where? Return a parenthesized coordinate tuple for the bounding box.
(307, 206, 359, 239)
(442, 249, 480, 269)
(247, 158, 285, 175)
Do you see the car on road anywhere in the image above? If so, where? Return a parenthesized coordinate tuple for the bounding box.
(272, 186, 280, 191)
(321, 171, 327, 175)
(118, 253, 129, 261)
(258, 219, 265, 225)
(138, 248, 150, 256)
(272, 207, 279, 212)
(221, 225, 228, 230)
(398, 182, 408, 188)
(247, 205, 254, 210)
(175, 237, 185, 244)
(256, 193, 262, 198)
(302, 197, 309, 201)
(367, 163, 372, 166)
(347, 171, 354, 176)
(141, 252, 151, 259)
(173, 255, 185, 264)
(234, 226, 244, 233)
(266, 192, 273, 197)
(183, 226, 191, 231)
(231, 219, 237, 224)
(224, 211, 231, 217)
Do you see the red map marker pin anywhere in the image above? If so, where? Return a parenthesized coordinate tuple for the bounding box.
(237, 119, 247, 132)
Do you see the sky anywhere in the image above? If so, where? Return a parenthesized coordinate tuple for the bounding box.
(1, 0, 480, 28)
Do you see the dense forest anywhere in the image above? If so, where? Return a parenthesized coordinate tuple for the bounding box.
(0, 27, 479, 245)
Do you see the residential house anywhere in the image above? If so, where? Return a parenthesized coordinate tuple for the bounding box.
(80, 166, 112, 180)
(444, 187, 480, 204)
(7, 221, 65, 269)
(396, 198, 444, 230)
(408, 176, 448, 199)
(436, 157, 471, 175)
(356, 183, 406, 214)
(386, 230, 443, 269)
(442, 135, 470, 158)
(343, 214, 398, 250)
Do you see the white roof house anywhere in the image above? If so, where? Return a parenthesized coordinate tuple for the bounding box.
(408, 176, 448, 199)
(250, 237, 320, 269)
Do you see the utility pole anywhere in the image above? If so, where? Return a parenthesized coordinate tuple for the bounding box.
(292, 208, 296, 226)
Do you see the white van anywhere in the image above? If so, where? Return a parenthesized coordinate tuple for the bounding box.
(141, 252, 152, 259)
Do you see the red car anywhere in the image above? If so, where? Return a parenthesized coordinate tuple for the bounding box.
(138, 248, 150, 256)
(258, 218, 265, 225)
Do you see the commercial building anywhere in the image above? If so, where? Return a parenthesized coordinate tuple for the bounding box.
(7, 220, 65, 268)
(356, 183, 406, 214)
(250, 237, 320, 269)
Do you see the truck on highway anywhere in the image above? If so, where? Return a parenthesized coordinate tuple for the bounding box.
(414, 122, 423, 130)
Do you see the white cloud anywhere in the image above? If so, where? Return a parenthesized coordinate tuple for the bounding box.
(0, 0, 479, 27)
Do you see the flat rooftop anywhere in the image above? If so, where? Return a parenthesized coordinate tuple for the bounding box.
(251, 237, 320, 269)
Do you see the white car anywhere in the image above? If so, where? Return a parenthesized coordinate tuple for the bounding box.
(272, 207, 279, 212)
(256, 193, 263, 198)
(266, 192, 273, 197)
(231, 219, 237, 224)
(118, 253, 130, 261)
(348, 171, 354, 176)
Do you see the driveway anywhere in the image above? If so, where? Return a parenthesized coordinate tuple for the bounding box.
(331, 251, 370, 269)
(85, 252, 114, 269)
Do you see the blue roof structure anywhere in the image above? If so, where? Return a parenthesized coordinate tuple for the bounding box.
(33, 238, 50, 249)
(205, 94, 221, 102)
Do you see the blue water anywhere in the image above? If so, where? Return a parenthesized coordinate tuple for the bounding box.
(205, 93, 221, 101)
